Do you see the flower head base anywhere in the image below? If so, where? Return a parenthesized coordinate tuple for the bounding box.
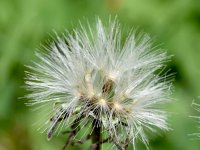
(25, 18, 172, 149)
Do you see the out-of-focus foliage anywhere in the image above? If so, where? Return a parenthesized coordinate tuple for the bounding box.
(0, 0, 200, 150)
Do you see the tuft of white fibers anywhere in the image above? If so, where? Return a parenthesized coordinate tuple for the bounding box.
(190, 102, 200, 138)
(25, 18, 173, 149)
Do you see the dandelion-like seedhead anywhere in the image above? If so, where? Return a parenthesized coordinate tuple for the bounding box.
(25, 18, 172, 149)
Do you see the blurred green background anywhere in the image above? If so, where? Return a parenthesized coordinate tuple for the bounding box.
(0, 0, 200, 149)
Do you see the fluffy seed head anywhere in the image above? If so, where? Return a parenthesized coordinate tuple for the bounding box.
(25, 18, 172, 148)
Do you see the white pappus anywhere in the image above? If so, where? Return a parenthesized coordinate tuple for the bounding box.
(25, 18, 173, 149)
(191, 102, 200, 138)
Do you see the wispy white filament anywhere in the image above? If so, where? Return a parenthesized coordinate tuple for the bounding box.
(191, 102, 200, 138)
(25, 18, 172, 149)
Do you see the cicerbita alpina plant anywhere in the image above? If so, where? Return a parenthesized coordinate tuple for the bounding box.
(25, 18, 172, 150)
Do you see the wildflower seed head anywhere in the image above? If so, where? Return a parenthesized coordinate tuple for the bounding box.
(25, 18, 172, 148)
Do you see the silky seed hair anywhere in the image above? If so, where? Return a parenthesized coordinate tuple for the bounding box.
(190, 102, 200, 138)
(25, 18, 172, 149)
